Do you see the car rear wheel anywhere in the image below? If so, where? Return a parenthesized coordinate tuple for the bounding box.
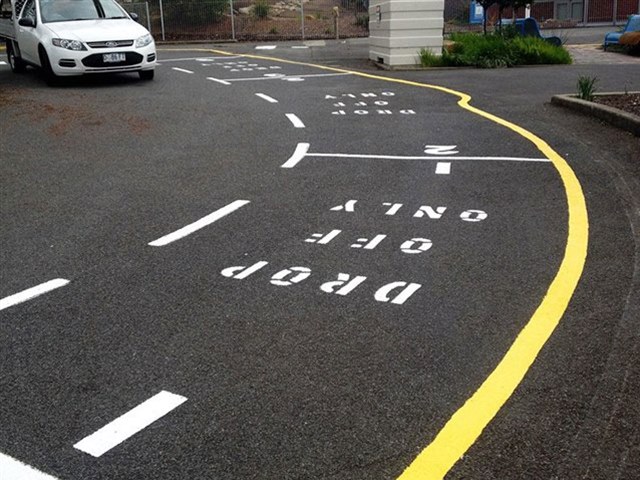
(139, 69, 154, 81)
(38, 46, 60, 86)
(6, 42, 26, 73)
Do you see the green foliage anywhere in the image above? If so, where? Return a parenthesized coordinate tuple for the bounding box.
(510, 36, 572, 64)
(268, 26, 279, 34)
(435, 32, 572, 68)
(253, 0, 270, 19)
(576, 75, 598, 101)
(444, 32, 516, 67)
(354, 14, 369, 30)
(418, 48, 444, 67)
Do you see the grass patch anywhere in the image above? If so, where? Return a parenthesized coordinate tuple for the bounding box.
(418, 33, 572, 68)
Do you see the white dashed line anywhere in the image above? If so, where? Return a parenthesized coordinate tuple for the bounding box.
(286, 113, 305, 129)
(255, 45, 277, 50)
(207, 77, 231, 85)
(291, 46, 309, 49)
(255, 93, 278, 103)
(73, 391, 187, 458)
(224, 73, 349, 82)
(0, 61, 7, 66)
(0, 279, 70, 312)
(282, 143, 310, 168)
(436, 162, 451, 174)
(172, 67, 194, 74)
(148, 200, 250, 247)
(0, 452, 60, 480)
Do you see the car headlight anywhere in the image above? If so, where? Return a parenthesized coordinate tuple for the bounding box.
(135, 34, 153, 48)
(52, 38, 86, 51)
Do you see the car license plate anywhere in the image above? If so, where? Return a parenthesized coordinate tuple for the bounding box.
(103, 53, 126, 63)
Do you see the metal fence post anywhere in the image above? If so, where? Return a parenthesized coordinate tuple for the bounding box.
(159, 0, 166, 41)
(230, 0, 236, 41)
(300, 0, 305, 40)
(145, 1, 151, 32)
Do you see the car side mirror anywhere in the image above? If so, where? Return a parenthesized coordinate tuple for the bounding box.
(129, 12, 139, 22)
(18, 16, 35, 27)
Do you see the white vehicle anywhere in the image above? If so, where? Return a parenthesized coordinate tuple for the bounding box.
(0, 0, 156, 84)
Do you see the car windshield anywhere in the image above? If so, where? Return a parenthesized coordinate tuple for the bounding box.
(39, 0, 127, 23)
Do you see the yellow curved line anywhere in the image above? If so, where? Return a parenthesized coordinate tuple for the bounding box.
(168, 48, 589, 479)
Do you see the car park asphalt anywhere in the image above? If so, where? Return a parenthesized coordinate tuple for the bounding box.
(1, 36, 639, 480)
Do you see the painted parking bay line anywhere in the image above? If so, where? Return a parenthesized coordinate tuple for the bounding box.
(285, 113, 305, 128)
(206, 49, 589, 480)
(0, 452, 60, 479)
(0, 278, 70, 312)
(149, 200, 250, 247)
(280, 143, 551, 170)
(255, 93, 279, 103)
(74, 391, 187, 457)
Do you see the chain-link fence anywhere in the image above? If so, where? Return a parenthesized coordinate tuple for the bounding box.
(118, 0, 638, 41)
(118, 0, 368, 41)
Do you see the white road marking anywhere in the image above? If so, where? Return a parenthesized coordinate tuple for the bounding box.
(282, 144, 551, 169)
(255, 45, 277, 50)
(436, 162, 451, 174)
(255, 93, 278, 103)
(291, 46, 309, 49)
(148, 200, 250, 247)
(225, 73, 349, 82)
(73, 391, 187, 458)
(172, 67, 194, 74)
(0, 61, 7, 66)
(306, 153, 551, 162)
(0, 452, 60, 480)
(286, 113, 305, 128)
(282, 143, 310, 168)
(207, 77, 231, 85)
(155, 56, 241, 62)
(0, 279, 70, 312)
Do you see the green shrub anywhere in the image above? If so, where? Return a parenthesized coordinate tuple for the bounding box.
(418, 48, 443, 67)
(253, 0, 270, 19)
(437, 32, 572, 68)
(510, 36, 572, 65)
(576, 75, 598, 101)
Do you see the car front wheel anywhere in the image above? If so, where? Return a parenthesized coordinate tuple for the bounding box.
(38, 46, 60, 86)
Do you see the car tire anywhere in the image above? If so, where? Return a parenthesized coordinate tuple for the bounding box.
(139, 69, 154, 81)
(38, 46, 60, 86)
(6, 42, 26, 73)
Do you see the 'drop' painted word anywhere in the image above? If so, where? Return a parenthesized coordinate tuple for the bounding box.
(221, 262, 422, 305)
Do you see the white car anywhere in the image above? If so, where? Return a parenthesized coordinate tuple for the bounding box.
(7, 0, 156, 83)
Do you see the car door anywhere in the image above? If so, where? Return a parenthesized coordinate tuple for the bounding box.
(15, 0, 40, 64)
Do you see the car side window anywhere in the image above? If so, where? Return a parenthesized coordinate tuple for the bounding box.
(21, 0, 35, 19)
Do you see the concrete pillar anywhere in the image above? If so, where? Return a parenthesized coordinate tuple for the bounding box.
(369, 0, 444, 68)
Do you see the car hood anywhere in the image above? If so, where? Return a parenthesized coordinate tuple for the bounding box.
(45, 19, 150, 42)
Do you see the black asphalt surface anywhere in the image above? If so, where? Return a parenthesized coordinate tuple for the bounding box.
(1, 42, 639, 480)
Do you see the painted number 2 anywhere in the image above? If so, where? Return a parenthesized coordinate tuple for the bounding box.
(424, 145, 459, 155)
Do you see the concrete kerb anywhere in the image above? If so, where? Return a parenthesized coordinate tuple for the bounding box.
(551, 93, 640, 137)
